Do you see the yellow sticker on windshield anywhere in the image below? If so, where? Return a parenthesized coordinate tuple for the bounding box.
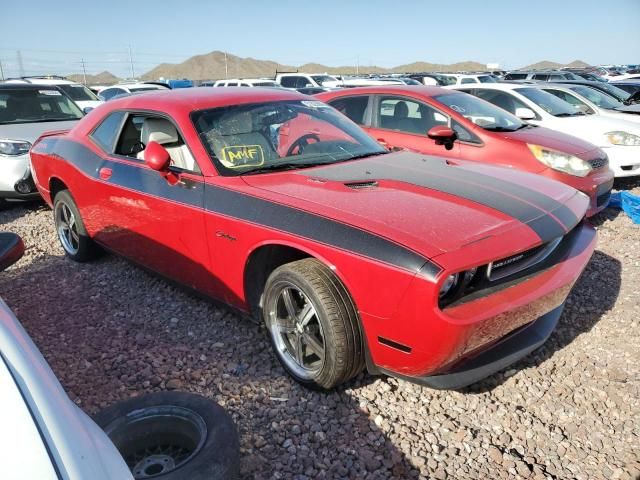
(220, 145, 265, 168)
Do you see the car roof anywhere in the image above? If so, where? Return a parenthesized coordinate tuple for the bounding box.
(104, 87, 309, 114)
(0, 83, 60, 91)
(448, 83, 526, 91)
(318, 85, 459, 98)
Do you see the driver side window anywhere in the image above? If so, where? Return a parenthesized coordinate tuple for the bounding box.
(114, 113, 200, 173)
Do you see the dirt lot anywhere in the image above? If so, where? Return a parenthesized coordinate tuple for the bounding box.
(1, 181, 639, 480)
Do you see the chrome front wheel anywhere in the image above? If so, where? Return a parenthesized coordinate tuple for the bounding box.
(267, 283, 326, 380)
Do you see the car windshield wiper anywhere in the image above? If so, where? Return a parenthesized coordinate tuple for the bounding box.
(555, 112, 583, 117)
(344, 150, 389, 160)
(483, 126, 519, 132)
(241, 161, 327, 175)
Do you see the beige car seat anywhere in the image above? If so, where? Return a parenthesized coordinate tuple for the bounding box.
(137, 117, 196, 171)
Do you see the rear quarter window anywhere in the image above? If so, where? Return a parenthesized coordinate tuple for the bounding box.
(90, 111, 125, 152)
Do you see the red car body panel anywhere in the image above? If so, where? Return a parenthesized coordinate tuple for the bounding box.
(30, 88, 596, 387)
(317, 86, 614, 216)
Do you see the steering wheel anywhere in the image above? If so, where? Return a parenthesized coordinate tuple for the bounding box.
(286, 133, 320, 156)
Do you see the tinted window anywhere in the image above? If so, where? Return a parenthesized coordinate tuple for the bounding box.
(0, 88, 83, 125)
(461, 78, 477, 84)
(378, 96, 448, 134)
(57, 84, 99, 101)
(532, 74, 550, 81)
(328, 96, 369, 125)
(280, 76, 304, 88)
(90, 111, 125, 151)
(478, 75, 497, 83)
(451, 120, 481, 144)
(226, 83, 238, 87)
(570, 86, 622, 109)
(99, 88, 125, 100)
(504, 73, 527, 80)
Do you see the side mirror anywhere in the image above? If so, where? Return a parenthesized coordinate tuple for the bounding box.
(515, 107, 536, 120)
(427, 126, 457, 151)
(83, 106, 94, 115)
(0, 232, 25, 272)
(144, 141, 171, 172)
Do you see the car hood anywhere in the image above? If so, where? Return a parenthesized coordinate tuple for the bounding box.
(500, 125, 598, 155)
(0, 120, 79, 144)
(243, 152, 586, 260)
(534, 114, 640, 146)
(614, 103, 640, 114)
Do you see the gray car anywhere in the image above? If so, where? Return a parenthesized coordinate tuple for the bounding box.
(0, 84, 82, 206)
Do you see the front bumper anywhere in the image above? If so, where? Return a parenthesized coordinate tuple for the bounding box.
(545, 167, 614, 217)
(0, 153, 39, 199)
(395, 305, 563, 389)
(603, 145, 640, 177)
(363, 221, 597, 388)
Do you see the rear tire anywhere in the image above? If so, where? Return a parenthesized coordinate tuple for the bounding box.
(262, 258, 364, 390)
(94, 392, 240, 480)
(53, 190, 100, 262)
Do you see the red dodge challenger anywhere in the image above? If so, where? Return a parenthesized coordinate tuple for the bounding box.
(30, 88, 596, 390)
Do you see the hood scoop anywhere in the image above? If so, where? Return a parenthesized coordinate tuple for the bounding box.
(344, 180, 379, 190)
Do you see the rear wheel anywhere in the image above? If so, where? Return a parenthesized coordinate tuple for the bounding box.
(53, 190, 99, 262)
(262, 258, 364, 389)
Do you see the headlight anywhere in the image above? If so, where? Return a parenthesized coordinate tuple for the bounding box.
(0, 140, 31, 156)
(606, 131, 640, 146)
(439, 273, 459, 299)
(527, 144, 592, 177)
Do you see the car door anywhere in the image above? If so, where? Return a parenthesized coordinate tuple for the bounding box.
(368, 95, 459, 155)
(87, 110, 217, 295)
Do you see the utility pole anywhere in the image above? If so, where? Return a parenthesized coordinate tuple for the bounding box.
(128, 45, 135, 79)
(356, 56, 359, 75)
(0, 59, 4, 81)
(17, 50, 24, 77)
(224, 52, 228, 79)
(80, 58, 87, 85)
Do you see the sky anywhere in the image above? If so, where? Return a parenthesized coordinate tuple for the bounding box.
(1, 0, 639, 79)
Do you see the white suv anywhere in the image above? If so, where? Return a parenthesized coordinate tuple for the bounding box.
(213, 78, 282, 88)
(276, 72, 342, 89)
(5, 77, 102, 111)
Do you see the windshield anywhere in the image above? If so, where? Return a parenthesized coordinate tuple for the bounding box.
(434, 93, 526, 131)
(57, 84, 99, 101)
(0, 88, 83, 124)
(515, 88, 578, 116)
(311, 75, 338, 85)
(569, 85, 622, 109)
(192, 100, 386, 176)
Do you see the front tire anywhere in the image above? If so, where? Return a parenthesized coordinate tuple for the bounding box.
(53, 190, 99, 262)
(262, 258, 364, 389)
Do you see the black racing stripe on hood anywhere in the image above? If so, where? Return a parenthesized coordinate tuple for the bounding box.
(46, 138, 437, 277)
(303, 155, 575, 242)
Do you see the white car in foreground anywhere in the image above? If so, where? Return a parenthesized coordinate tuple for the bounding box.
(0, 232, 132, 480)
(5, 77, 103, 111)
(538, 83, 640, 124)
(449, 83, 640, 177)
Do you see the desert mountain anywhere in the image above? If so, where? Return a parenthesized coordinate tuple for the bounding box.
(67, 70, 119, 85)
(519, 59, 591, 70)
(139, 51, 499, 80)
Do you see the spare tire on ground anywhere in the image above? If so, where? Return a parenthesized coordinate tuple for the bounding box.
(94, 391, 239, 480)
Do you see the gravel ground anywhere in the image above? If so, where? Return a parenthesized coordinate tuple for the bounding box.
(1, 181, 639, 480)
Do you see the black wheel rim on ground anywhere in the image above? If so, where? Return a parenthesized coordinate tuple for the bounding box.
(101, 405, 208, 479)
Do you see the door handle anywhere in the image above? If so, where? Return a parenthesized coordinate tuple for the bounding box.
(99, 167, 112, 180)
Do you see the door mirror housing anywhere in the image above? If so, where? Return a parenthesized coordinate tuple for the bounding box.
(515, 107, 536, 120)
(82, 106, 94, 115)
(427, 126, 457, 150)
(144, 141, 171, 171)
(0, 232, 25, 272)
